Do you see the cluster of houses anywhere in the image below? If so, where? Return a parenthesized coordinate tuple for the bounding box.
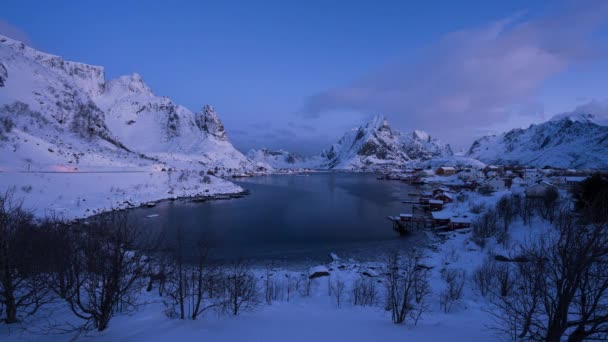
(433, 165, 593, 193)
(389, 165, 598, 235)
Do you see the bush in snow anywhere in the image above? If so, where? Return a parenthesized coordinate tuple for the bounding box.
(472, 258, 513, 298)
(352, 276, 379, 307)
(330, 275, 346, 308)
(220, 260, 259, 316)
(163, 226, 221, 320)
(383, 251, 430, 325)
(471, 209, 498, 248)
(55, 211, 148, 332)
(439, 268, 465, 313)
(0, 189, 51, 324)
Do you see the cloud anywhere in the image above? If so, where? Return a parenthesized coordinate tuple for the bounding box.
(303, 1, 608, 145)
(0, 19, 31, 45)
(552, 99, 608, 125)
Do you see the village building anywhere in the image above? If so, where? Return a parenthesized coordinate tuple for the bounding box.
(431, 211, 451, 227)
(565, 176, 587, 186)
(434, 192, 454, 203)
(524, 182, 556, 198)
(450, 217, 472, 230)
(436, 166, 456, 176)
(432, 187, 450, 196)
(511, 176, 526, 187)
(484, 165, 504, 177)
(523, 168, 542, 180)
(485, 176, 506, 191)
(428, 199, 443, 211)
(399, 213, 413, 222)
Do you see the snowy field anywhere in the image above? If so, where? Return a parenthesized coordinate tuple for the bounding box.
(0, 170, 243, 220)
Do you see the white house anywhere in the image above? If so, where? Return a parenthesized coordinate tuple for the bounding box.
(511, 176, 526, 187)
(524, 182, 556, 198)
(485, 176, 506, 191)
(565, 176, 587, 186)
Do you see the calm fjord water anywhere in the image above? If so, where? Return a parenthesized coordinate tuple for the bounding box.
(132, 172, 425, 265)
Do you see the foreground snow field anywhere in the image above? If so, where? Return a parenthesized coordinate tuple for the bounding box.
(0, 230, 500, 342)
(0, 170, 242, 220)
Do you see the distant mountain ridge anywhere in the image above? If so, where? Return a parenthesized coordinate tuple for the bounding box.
(248, 116, 453, 171)
(466, 115, 608, 169)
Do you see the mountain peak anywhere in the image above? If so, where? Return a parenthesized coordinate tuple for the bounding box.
(550, 112, 596, 124)
(366, 114, 390, 132)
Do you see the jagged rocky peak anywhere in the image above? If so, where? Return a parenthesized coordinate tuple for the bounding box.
(412, 129, 430, 142)
(109, 73, 153, 95)
(196, 105, 227, 141)
(0, 63, 6, 87)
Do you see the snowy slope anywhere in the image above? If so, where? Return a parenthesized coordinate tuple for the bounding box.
(466, 115, 608, 169)
(0, 34, 261, 218)
(247, 148, 320, 169)
(319, 115, 453, 170)
(0, 34, 257, 174)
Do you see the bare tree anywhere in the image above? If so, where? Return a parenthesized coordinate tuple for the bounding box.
(471, 210, 498, 248)
(492, 208, 608, 341)
(0, 189, 50, 324)
(221, 260, 259, 316)
(59, 212, 147, 331)
(330, 276, 346, 308)
(439, 268, 465, 313)
(537, 187, 560, 223)
(383, 251, 430, 325)
(352, 276, 379, 307)
(163, 227, 220, 320)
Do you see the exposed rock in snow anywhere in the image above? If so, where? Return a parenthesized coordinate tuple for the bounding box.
(308, 265, 330, 279)
(196, 105, 227, 141)
(466, 116, 608, 169)
(0, 63, 6, 87)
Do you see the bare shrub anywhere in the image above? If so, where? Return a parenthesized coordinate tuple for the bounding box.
(163, 227, 220, 320)
(469, 202, 485, 214)
(472, 258, 495, 297)
(285, 273, 300, 302)
(0, 189, 51, 324)
(352, 276, 379, 307)
(439, 268, 465, 313)
(471, 210, 498, 248)
(384, 251, 430, 325)
(330, 276, 346, 308)
(59, 212, 147, 331)
(221, 260, 259, 316)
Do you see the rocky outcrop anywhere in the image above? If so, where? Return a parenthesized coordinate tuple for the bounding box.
(196, 105, 227, 141)
(0, 63, 7, 87)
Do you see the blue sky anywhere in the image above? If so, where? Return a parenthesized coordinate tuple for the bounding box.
(2, 0, 608, 154)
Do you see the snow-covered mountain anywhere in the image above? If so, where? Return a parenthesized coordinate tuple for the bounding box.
(0, 34, 256, 174)
(466, 114, 608, 169)
(247, 148, 315, 169)
(319, 115, 453, 170)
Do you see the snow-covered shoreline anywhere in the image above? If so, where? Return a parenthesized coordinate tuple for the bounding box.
(0, 170, 245, 220)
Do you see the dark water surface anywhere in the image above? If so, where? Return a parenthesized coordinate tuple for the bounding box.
(131, 172, 425, 266)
